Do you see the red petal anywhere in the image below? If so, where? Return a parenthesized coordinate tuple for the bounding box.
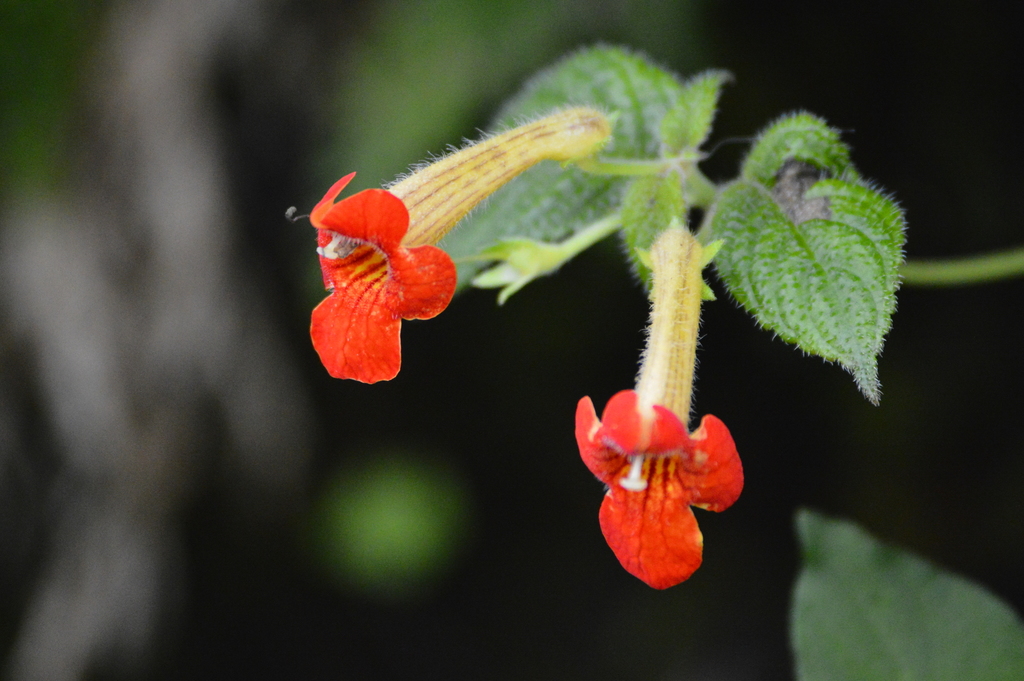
(575, 396, 622, 483)
(599, 482, 703, 589)
(687, 414, 744, 512)
(600, 390, 689, 455)
(316, 189, 409, 250)
(310, 249, 401, 383)
(390, 245, 457, 320)
(648, 404, 692, 453)
(598, 390, 647, 452)
(310, 172, 356, 228)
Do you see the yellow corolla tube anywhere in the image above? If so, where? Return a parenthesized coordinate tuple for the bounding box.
(390, 107, 613, 248)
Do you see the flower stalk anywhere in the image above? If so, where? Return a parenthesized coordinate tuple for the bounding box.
(576, 154, 718, 208)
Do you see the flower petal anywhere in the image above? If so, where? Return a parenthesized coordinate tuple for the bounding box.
(576, 396, 621, 482)
(310, 246, 402, 383)
(316, 188, 409, 250)
(687, 414, 744, 512)
(600, 390, 689, 455)
(390, 245, 457, 320)
(310, 172, 356, 228)
(599, 482, 703, 589)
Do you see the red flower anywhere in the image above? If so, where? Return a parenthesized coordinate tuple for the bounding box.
(310, 173, 456, 383)
(575, 389, 743, 589)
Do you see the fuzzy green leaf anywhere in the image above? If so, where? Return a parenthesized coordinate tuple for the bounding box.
(709, 175, 905, 403)
(793, 510, 1024, 681)
(440, 46, 686, 286)
(620, 172, 685, 286)
(660, 69, 732, 154)
(743, 113, 859, 185)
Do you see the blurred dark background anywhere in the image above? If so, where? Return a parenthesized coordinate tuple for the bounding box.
(2, 1, 1022, 679)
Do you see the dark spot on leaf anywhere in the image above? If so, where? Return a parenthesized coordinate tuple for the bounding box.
(772, 159, 831, 224)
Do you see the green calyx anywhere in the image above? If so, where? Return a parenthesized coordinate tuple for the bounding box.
(468, 213, 622, 305)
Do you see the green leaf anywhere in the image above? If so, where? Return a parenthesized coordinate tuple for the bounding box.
(660, 69, 732, 154)
(440, 46, 686, 286)
(710, 115, 905, 403)
(793, 510, 1024, 681)
(495, 45, 686, 158)
(620, 172, 685, 286)
(710, 176, 904, 402)
(742, 113, 860, 186)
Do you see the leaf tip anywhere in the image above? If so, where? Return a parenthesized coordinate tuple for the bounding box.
(848, 356, 882, 405)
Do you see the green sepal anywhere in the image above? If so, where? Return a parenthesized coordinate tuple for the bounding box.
(469, 239, 566, 305)
(620, 172, 686, 287)
(468, 212, 621, 304)
(793, 510, 1024, 681)
(660, 69, 732, 154)
(699, 239, 724, 301)
(709, 176, 905, 403)
(742, 113, 860, 186)
(439, 46, 687, 288)
(700, 239, 724, 267)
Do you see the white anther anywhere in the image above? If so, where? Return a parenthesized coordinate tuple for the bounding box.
(619, 455, 648, 491)
(316, 231, 358, 259)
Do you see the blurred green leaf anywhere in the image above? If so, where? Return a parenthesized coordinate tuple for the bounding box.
(793, 510, 1024, 681)
(710, 116, 904, 402)
(331, 0, 579, 194)
(620, 171, 685, 286)
(440, 46, 686, 286)
(659, 69, 731, 154)
(0, 1, 96, 191)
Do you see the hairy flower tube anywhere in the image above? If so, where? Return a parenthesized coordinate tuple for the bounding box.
(575, 228, 743, 589)
(310, 108, 612, 382)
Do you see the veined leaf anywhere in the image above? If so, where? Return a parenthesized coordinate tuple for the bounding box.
(660, 69, 732, 154)
(710, 114, 904, 402)
(441, 46, 686, 286)
(793, 510, 1024, 681)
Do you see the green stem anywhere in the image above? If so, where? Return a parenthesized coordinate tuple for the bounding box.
(901, 245, 1024, 286)
(558, 212, 622, 255)
(577, 153, 719, 215)
(574, 151, 702, 177)
(575, 156, 676, 175)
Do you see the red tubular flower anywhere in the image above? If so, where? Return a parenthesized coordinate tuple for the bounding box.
(308, 110, 612, 383)
(310, 173, 456, 383)
(576, 390, 742, 589)
(575, 228, 743, 589)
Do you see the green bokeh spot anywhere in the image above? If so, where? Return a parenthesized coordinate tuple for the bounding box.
(312, 452, 472, 601)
